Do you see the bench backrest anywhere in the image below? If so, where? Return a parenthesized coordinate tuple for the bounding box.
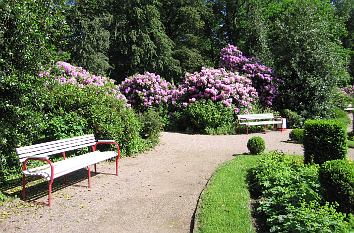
(237, 113, 274, 120)
(16, 134, 96, 163)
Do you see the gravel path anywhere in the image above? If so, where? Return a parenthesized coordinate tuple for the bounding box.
(1, 131, 353, 233)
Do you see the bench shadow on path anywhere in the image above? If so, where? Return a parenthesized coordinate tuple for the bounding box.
(1, 169, 99, 206)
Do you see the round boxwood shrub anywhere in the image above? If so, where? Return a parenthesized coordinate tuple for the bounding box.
(247, 136, 265, 154)
(289, 128, 304, 143)
(319, 160, 354, 215)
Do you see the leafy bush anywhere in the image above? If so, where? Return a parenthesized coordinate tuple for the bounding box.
(119, 72, 174, 111)
(281, 109, 304, 129)
(249, 152, 352, 232)
(330, 107, 351, 126)
(247, 136, 265, 154)
(270, 201, 351, 233)
(169, 100, 235, 134)
(319, 160, 354, 215)
(304, 119, 347, 165)
(289, 128, 304, 143)
(172, 67, 258, 114)
(138, 108, 164, 146)
(220, 44, 278, 107)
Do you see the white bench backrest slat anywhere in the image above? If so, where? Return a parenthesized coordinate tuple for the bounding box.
(237, 113, 274, 120)
(17, 135, 96, 162)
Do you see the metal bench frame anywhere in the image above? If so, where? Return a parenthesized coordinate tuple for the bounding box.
(16, 134, 120, 207)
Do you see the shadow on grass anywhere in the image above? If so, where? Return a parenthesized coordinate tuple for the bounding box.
(246, 169, 268, 233)
(0, 169, 100, 205)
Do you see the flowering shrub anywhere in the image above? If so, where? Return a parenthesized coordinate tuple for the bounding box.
(172, 67, 257, 114)
(220, 44, 277, 107)
(119, 72, 174, 111)
(39, 61, 127, 102)
(341, 85, 354, 97)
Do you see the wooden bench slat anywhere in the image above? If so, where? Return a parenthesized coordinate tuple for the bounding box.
(16, 134, 95, 154)
(18, 142, 96, 162)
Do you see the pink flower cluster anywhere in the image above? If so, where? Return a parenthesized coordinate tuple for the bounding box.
(119, 72, 174, 110)
(39, 61, 127, 102)
(172, 67, 258, 113)
(220, 44, 277, 107)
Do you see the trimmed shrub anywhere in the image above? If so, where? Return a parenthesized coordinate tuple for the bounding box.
(304, 120, 347, 165)
(289, 128, 304, 143)
(319, 160, 354, 214)
(247, 136, 265, 154)
(281, 109, 304, 129)
(138, 108, 164, 146)
(168, 100, 235, 134)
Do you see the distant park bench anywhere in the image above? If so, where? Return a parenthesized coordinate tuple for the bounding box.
(16, 134, 120, 207)
(237, 113, 286, 134)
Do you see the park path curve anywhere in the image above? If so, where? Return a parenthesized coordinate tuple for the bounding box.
(0, 131, 352, 233)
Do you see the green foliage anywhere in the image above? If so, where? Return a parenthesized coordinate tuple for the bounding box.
(168, 100, 235, 134)
(319, 160, 354, 215)
(0, 75, 150, 183)
(247, 136, 265, 154)
(281, 109, 304, 129)
(265, 0, 350, 118)
(108, 0, 181, 82)
(67, 0, 112, 75)
(330, 107, 351, 126)
(138, 108, 163, 147)
(304, 119, 348, 165)
(0, 0, 70, 75)
(250, 152, 352, 232)
(289, 128, 304, 143)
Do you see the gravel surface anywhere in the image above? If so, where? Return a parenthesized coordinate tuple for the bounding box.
(1, 131, 353, 233)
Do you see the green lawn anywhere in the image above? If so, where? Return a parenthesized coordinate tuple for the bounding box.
(195, 155, 260, 233)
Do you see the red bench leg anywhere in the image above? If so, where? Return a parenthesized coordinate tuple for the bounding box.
(48, 180, 53, 207)
(115, 157, 119, 176)
(87, 166, 91, 189)
(22, 174, 26, 200)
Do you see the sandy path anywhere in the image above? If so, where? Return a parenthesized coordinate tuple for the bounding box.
(0, 131, 353, 233)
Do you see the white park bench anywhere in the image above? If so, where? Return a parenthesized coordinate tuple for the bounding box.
(16, 134, 120, 207)
(237, 113, 286, 134)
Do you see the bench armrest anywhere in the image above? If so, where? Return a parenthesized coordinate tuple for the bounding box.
(22, 157, 54, 181)
(95, 140, 121, 159)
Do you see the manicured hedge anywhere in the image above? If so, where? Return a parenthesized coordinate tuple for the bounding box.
(319, 160, 354, 214)
(304, 119, 347, 165)
(289, 128, 304, 143)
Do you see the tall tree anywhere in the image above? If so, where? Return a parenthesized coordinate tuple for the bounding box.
(67, 0, 112, 75)
(266, 0, 350, 117)
(108, 0, 180, 82)
(159, 0, 215, 78)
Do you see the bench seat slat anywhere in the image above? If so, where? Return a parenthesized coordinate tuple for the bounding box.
(23, 151, 117, 180)
(240, 120, 282, 126)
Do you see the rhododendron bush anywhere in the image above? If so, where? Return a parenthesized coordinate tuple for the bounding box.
(40, 61, 127, 102)
(119, 72, 174, 111)
(172, 67, 258, 114)
(220, 44, 278, 107)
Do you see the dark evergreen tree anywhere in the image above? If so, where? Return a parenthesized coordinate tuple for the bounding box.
(67, 0, 112, 75)
(108, 0, 180, 82)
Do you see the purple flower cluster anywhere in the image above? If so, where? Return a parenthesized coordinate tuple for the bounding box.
(172, 67, 258, 113)
(39, 61, 127, 102)
(119, 72, 174, 110)
(220, 44, 277, 107)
